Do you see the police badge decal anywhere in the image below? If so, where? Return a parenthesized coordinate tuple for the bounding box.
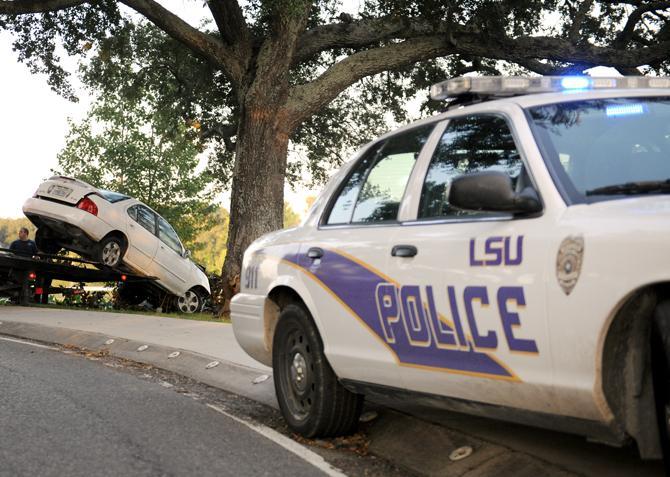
(556, 236, 584, 295)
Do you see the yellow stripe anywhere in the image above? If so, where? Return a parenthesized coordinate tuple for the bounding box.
(331, 247, 398, 285)
(399, 361, 520, 382)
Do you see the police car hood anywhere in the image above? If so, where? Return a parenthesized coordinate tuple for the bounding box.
(244, 226, 303, 255)
(563, 195, 670, 226)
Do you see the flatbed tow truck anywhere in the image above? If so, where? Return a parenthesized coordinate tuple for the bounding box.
(0, 248, 154, 306)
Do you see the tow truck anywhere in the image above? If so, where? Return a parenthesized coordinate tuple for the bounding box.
(0, 247, 154, 306)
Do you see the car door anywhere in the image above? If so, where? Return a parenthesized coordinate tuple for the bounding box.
(295, 123, 437, 387)
(124, 204, 159, 273)
(384, 113, 555, 414)
(153, 215, 192, 295)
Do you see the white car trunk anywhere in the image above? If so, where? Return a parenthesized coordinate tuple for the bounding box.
(35, 176, 97, 205)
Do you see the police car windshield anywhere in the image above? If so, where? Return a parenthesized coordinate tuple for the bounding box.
(528, 97, 670, 201)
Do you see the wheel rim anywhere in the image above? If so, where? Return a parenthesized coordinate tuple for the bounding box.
(178, 291, 200, 313)
(281, 326, 315, 421)
(290, 352, 308, 393)
(102, 241, 121, 266)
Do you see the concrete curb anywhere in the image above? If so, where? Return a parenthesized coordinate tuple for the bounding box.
(0, 320, 278, 409)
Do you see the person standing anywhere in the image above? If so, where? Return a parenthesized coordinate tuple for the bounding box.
(9, 227, 38, 257)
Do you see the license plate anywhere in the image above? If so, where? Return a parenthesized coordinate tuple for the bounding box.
(48, 185, 72, 198)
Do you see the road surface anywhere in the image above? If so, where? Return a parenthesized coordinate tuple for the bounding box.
(0, 337, 342, 477)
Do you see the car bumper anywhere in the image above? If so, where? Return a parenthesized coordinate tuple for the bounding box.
(231, 293, 270, 366)
(23, 197, 111, 243)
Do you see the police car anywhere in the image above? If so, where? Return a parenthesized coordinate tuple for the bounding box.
(231, 76, 670, 460)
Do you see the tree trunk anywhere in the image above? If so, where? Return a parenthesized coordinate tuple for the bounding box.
(220, 103, 289, 312)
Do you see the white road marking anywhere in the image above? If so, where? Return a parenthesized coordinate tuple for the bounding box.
(0, 336, 58, 350)
(206, 404, 347, 477)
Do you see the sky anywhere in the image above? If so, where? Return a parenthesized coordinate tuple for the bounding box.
(0, 31, 91, 218)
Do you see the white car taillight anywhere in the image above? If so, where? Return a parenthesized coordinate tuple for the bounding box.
(76, 196, 98, 216)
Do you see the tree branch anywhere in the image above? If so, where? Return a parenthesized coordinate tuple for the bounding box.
(286, 35, 454, 128)
(294, 15, 450, 64)
(206, 0, 250, 47)
(615, 1, 670, 47)
(513, 58, 594, 75)
(202, 122, 237, 151)
(451, 32, 670, 70)
(119, 0, 245, 86)
(246, 0, 313, 104)
(0, 0, 86, 14)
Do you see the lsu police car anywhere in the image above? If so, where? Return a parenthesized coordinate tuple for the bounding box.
(231, 76, 670, 460)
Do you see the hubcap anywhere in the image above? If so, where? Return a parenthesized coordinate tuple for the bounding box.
(178, 291, 200, 313)
(290, 353, 308, 393)
(102, 242, 121, 266)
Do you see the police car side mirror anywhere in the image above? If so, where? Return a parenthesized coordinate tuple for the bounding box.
(449, 171, 542, 215)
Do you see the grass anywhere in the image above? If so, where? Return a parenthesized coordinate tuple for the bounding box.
(16, 302, 230, 324)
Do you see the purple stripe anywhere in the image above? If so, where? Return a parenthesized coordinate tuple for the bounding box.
(285, 250, 513, 378)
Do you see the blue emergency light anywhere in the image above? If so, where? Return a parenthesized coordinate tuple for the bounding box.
(560, 76, 591, 90)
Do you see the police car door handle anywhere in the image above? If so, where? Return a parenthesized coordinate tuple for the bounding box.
(307, 247, 324, 259)
(391, 245, 418, 258)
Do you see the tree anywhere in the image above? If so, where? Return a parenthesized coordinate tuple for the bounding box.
(55, 91, 216, 245)
(3, 0, 670, 305)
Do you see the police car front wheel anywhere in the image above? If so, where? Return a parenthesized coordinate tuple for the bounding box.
(272, 303, 363, 438)
(652, 300, 670, 461)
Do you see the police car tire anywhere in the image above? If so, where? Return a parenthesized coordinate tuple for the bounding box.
(273, 303, 363, 438)
(652, 301, 670, 460)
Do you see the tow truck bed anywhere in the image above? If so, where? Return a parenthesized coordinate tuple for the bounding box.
(0, 248, 153, 305)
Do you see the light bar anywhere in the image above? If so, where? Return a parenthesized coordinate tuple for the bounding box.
(429, 75, 670, 101)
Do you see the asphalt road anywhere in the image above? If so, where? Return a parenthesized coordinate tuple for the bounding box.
(0, 338, 338, 477)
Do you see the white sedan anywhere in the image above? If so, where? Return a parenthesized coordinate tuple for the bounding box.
(232, 76, 670, 461)
(23, 176, 210, 313)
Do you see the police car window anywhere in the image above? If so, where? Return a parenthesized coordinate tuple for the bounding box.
(418, 115, 523, 220)
(135, 206, 157, 234)
(350, 125, 433, 223)
(326, 142, 385, 225)
(157, 216, 183, 255)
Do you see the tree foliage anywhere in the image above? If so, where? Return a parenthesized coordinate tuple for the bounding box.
(191, 206, 229, 273)
(283, 201, 302, 228)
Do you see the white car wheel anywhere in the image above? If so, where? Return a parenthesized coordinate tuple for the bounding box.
(101, 240, 122, 267)
(177, 290, 202, 314)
